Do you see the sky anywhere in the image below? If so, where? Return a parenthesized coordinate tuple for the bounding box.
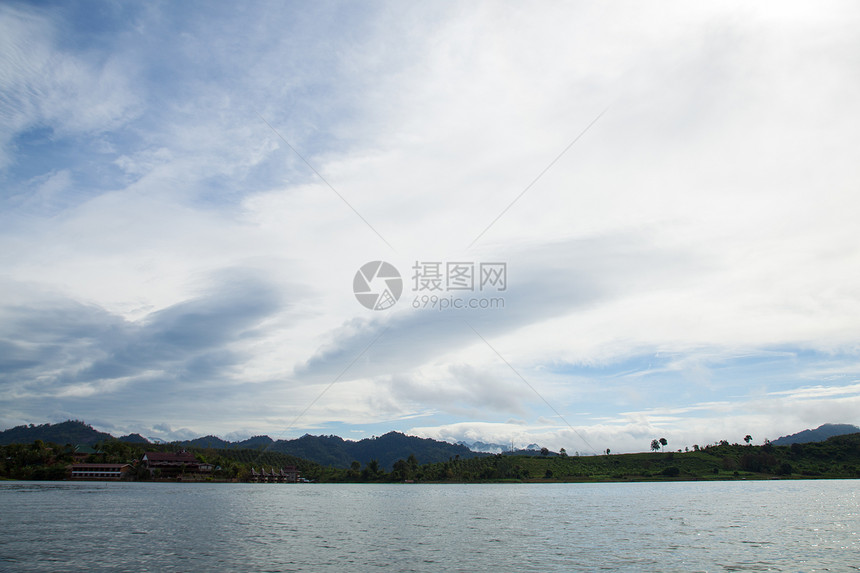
(1, 1, 860, 453)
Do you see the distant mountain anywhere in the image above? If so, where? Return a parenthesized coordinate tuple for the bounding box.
(458, 440, 511, 454)
(268, 434, 354, 467)
(179, 435, 230, 449)
(235, 435, 274, 449)
(504, 447, 556, 457)
(0, 423, 484, 470)
(0, 421, 113, 446)
(117, 433, 150, 443)
(455, 440, 558, 455)
(175, 435, 273, 450)
(269, 431, 485, 470)
(772, 423, 860, 446)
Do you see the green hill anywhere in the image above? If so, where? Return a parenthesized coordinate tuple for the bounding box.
(116, 433, 149, 443)
(179, 435, 230, 449)
(0, 422, 483, 471)
(0, 421, 112, 446)
(268, 431, 484, 469)
(771, 423, 860, 445)
(1, 429, 858, 483)
(417, 433, 860, 482)
(4, 421, 858, 482)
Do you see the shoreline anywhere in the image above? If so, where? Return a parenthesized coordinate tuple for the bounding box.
(3, 474, 858, 485)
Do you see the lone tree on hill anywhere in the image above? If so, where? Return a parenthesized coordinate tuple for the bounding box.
(744, 435, 752, 445)
(659, 437, 668, 452)
(651, 439, 661, 452)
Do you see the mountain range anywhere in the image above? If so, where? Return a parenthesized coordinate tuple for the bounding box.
(770, 423, 860, 446)
(0, 421, 484, 470)
(3, 421, 859, 469)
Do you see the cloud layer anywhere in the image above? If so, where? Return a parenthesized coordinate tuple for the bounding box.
(1, 1, 859, 450)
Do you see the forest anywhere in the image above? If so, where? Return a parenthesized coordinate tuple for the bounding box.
(2, 432, 858, 483)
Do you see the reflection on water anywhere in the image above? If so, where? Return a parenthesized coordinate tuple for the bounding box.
(0, 480, 857, 571)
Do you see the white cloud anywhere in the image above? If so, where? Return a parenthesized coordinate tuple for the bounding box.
(1, 2, 860, 448)
(410, 381, 860, 453)
(0, 5, 140, 168)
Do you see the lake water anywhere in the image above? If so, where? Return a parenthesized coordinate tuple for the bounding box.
(0, 480, 857, 572)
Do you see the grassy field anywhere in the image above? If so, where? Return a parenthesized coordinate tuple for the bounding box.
(415, 434, 860, 483)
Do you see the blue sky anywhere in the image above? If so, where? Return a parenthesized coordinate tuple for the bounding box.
(2, 1, 860, 452)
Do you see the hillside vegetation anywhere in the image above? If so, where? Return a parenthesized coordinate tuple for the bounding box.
(416, 434, 860, 482)
(0, 421, 113, 446)
(771, 423, 860, 445)
(0, 422, 483, 470)
(2, 431, 858, 483)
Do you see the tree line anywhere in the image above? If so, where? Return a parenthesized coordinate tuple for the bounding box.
(2, 433, 859, 483)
